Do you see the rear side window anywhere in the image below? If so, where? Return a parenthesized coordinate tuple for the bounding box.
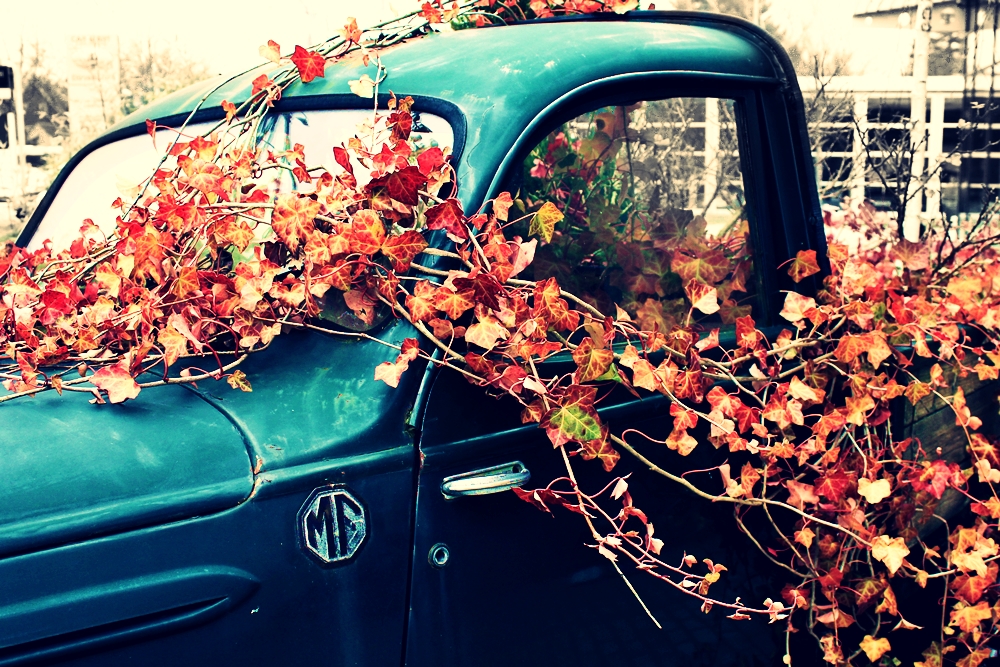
(511, 97, 756, 332)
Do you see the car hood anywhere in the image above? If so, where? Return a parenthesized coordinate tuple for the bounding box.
(0, 383, 253, 558)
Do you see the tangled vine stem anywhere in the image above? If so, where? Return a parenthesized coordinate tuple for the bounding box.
(4, 2, 1000, 664)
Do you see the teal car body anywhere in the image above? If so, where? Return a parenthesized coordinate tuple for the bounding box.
(7, 12, 821, 666)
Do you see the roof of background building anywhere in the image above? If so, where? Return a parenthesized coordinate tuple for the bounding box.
(853, 0, 961, 17)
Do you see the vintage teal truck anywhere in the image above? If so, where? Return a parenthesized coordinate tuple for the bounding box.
(2, 10, 977, 667)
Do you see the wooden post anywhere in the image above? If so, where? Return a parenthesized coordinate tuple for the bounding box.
(926, 94, 946, 218)
(851, 94, 869, 204)
(11, 63, 25, 168)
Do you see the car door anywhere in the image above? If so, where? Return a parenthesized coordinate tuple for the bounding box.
(404, 78, 823, 667)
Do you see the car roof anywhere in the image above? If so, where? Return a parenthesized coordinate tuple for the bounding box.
(119, 11, 791, 132)
(24, 12, 798, 245)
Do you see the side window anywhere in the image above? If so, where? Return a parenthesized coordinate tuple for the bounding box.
(513, 97, 756, 332)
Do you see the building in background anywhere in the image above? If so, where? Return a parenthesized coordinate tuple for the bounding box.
(838, 1, 1000, 218)
(67, 35, 121, 144)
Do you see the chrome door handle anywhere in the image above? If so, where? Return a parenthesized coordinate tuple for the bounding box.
(440, 461, 530, 500)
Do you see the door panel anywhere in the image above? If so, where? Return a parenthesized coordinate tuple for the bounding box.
(406, 370, 785, 667)
(406, 86, 799, 666)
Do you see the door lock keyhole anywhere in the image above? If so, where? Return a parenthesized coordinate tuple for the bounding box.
(428, 543, 450, 568)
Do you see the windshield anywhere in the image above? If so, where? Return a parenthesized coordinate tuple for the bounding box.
(28, 109, 454, 251)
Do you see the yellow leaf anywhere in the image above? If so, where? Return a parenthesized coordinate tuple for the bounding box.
(226, 370, 253, 392)
(860, 635, 891, 662)
(529, 202, 564, 243)
(794, 527, 815, 549)
(871, 535, 910, 575)
(348, 74, 375, 98)
(858, 478, 892, 504)
(788, 376, 821, 403)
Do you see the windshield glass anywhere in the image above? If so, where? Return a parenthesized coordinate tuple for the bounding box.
(28, 109, 454, 251)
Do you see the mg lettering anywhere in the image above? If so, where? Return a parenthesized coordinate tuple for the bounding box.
(298, 486, 367, 565)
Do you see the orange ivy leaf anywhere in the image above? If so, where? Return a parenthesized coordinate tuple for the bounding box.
(779, 291, 816, 322)
(157, 325, 188, 367)
(405, 292, 437, 322)
(572, 336, 614, 383)
(290, 45, 327, 83)
(844, 394, 875, 425)
(221, 100, 237, 123)
(272, 193, 319, 253)
(816, 608, 854, 629)
(788, 249, 820, 283)
(493, 192, 514, 221)
(172, 266, 200, 299)
(434, 288, 475, 319)
(671, 249, 730, 285)
(631, 359, 659, 392)
(950, 563, 997, 604)
(871, 535, 909, 575)
(226, 370, 253, 392)
(785, 480, 819, 509)
(949, 601, 992, 634)
(794, 527, 815, 549)
(686, 280, 720, 315)
(340, 17, 362, 44)
(251, 74, 273, 97)
(349, 209, 387, 255)
(420, 1, 443, 22)
(833, 334, 867, 364)
(465, 317, 509, 351)
(90, 362, 141, 404)
(875, 584, 898, 616)
(904, 381, 932, 405)
(957, 648, 992, 667)
(187, 160, 223, 194)
(666, 427, 698, 456)
(580, 431, 619, 471)
(671, 403, 699, 430)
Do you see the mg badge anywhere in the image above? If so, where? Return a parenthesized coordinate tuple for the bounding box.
(298, 486, 368, 565)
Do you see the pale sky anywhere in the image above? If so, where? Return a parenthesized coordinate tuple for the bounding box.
(0, 0, 424, 75)
(0, 0, 928, 79)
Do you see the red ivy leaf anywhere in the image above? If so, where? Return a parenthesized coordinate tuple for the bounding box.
(385, 165, 426, 206)
(425, 198, 466, 239)
(381, 230, 428, 272)
(417, 147, 445, 176)
(289, 45, 327, 83)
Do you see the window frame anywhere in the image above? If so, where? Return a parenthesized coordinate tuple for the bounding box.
(486, 73, 793, 328)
